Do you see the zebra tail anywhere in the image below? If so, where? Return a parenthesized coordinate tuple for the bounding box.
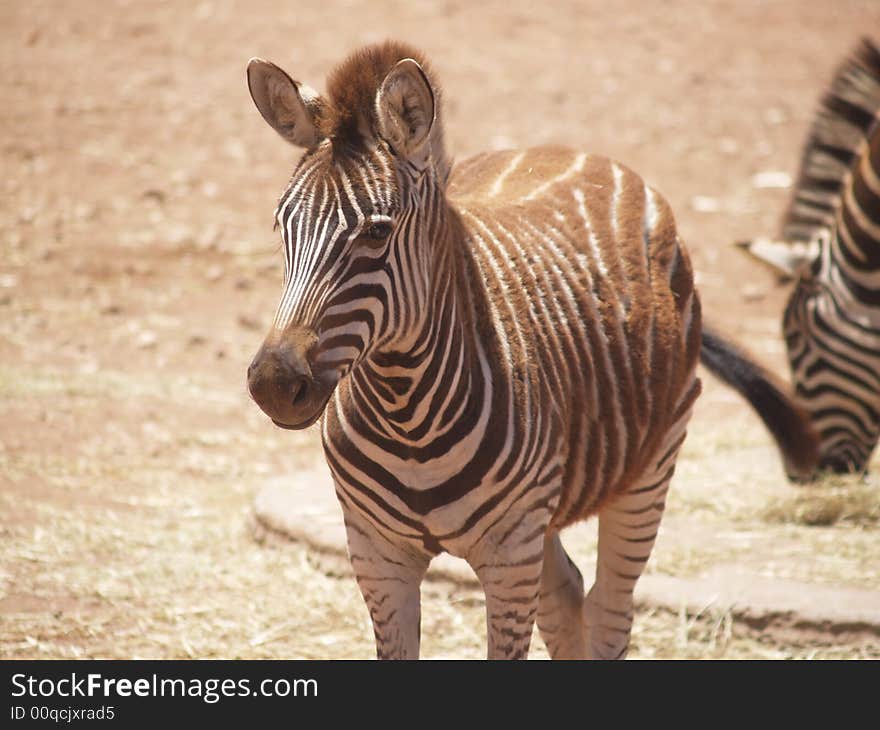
(699, 324, 820, 482)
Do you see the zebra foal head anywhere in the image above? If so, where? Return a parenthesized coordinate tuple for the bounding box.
(245, 42, 446, 429)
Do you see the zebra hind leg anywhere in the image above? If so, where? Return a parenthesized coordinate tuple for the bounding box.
(584, 467, 674, 659)
(536, 531, 588, 659)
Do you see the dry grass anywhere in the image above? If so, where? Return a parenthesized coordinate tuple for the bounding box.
(761, 477, 880, 527)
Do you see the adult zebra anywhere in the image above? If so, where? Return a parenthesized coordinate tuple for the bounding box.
(245, 42, 809, 659)
(732, 38, 880, 477)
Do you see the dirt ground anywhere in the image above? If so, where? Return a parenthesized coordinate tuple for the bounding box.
(2, 0, 879, 660)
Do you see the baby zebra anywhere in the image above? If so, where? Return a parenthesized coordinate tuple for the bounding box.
(245, 41, 704, 660)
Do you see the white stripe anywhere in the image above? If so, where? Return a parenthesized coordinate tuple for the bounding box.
(522, 153, 586, 201)
(573, 187, 608, 278)
(489, 151, 525, 197)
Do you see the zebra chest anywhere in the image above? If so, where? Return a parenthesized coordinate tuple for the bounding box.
(322, 384, 558, 546)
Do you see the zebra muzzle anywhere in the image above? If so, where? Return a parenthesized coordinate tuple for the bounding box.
(247, 327, 333, 429)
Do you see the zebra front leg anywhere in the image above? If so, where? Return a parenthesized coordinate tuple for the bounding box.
(470, 516, 549, 660)
(584, 469, 673, 659)
(341, 506, 432, 660)
(537, 531, 587, 659)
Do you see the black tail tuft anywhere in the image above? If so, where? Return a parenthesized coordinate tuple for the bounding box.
(700, 325, 819, 482)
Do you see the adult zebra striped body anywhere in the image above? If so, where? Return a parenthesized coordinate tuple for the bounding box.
(244, 42, 802, 659)
(781, 38, 880, 246)
(731, 38, 880, 477)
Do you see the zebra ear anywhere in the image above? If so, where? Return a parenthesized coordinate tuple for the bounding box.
(734, 237, 819, 281)
(375, 58, 436, 159)
(247, 58, 324, 148)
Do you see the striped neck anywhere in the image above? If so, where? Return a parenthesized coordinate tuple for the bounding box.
(825, 124, 880, 300)
(346, 175, 495, 445)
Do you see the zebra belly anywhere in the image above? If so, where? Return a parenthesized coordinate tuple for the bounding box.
(552, 367, 701, 529)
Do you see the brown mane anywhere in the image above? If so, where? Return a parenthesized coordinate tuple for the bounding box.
(319, 40, 440, 149)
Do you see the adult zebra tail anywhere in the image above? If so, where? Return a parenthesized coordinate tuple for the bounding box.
(699, 324, 820, 482)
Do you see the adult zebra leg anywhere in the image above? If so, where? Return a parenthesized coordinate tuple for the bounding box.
(536, 531, 588, 659)
(584, 468, 674, 659)
(341, 505, 432, 660)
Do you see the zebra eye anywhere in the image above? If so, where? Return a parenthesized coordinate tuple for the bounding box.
(363, 221, 393, 241)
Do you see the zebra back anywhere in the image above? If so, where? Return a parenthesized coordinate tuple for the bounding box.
(781, 37, 880, 243)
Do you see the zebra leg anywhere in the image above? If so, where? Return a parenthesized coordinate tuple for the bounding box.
(584, 469, 673, 659)
(470, 516, 549, 660)
(536, 531, 588, 659)
(341, 506, 431, 660)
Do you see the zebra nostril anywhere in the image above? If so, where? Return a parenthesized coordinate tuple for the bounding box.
(291, 376, 310, 407)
